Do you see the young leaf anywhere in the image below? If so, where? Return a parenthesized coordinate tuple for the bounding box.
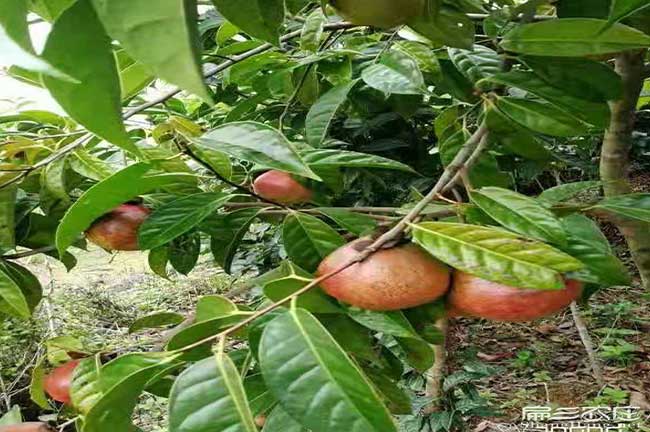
(561, 214, 630, 286)
(538, 181, 602, 204)
(259, 308, 397, 432)
(129, 312, 186, 333)
(495, 97, 590, 137)
(0, 186, 17, 251)
(411, 222, 584, 290)
(485, 71, 610, 128)
(470, 187, 567, 245)
(299, 148, 417, 173)
(306, 79, 359, 147)
(316, 208, 378, 236)
(91, 0, 211, 101)
(202, 208, 261, 274)
(282, 213, 345, 272)
(197, 122, 320, 180)
(41, 0, 135, 153)
(195, 295, 238, 322)
(607, 0, 650, 28)
(591, 193, 650, 222)
(169, 351, 258, 432)
(501, 18, 650, 57)
(55, 162, 188, 254)
(362, 50, 426, 95)
(0, 0, 70, 79)
(0, 261, 41, 319)
(212, 0, 284, 45)
(82, 353, 179, 432)
(138, 192, 232, 250)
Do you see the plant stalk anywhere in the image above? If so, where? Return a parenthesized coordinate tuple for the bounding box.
(570, 302, 605, 387)
(424, 317, 449, 415)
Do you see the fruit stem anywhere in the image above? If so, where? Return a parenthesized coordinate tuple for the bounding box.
(570, 301, 605, 387)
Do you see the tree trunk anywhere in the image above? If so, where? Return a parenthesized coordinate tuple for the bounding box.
(600, 51, 650, 290)
(423, 317, 449, 415)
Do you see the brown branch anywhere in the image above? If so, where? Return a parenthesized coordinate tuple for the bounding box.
(1, 246, 56, 260)
(423, 317, 449, 415)
(570, 302, 605, 387)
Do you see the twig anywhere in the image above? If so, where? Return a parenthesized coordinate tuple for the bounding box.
(2, 246, 56, 260)
(570, 302, 605, 387)
(423, 317, 449, 415)
(123, 22, 356, 120)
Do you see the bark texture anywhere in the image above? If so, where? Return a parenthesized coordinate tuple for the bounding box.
(600, 51, 650, 290)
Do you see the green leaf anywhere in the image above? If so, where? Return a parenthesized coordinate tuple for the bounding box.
(118, 57, 155, 101)
(55, 162, 192, 254)
(195, 295, 238, 322)
(261, 261, 341, 314)
(69, 148, 115, 181)
(212, 0, 284, 45)
(28, 0, 76, 21)
(70, 356, 102, 414)
(202, 208, 261, 274)
(148, 246, 170, 279)
(448, 45, 501, 84)
(282, 213, 345, 272)
(485, 108, 553, 161)
(495, 96, 590, 137)
(29, 359, 49, 409)
(300, 148, 417, 173)
(500, 18, 650, 57)
(361, 50, 426, 95)
(262, 405, 308, 432)
(0, 261, 38, 319)
(0, 187, 17, 251)
(306, 79, 359, 147)
(301, 8, 326, 51)
(411, 222, 584, 290)
(538, 181, 602, 204)
(316, 208, 377, 236)
(169, 232, 201, 276)
(394, 40, 441, 77)
(608, 0, 650, 27)
(591, 193, 650, 222)
(169, 351, 258, 432)
(408, 6, 474, 49)
(82, 353, 179, 432)
(41, 0, 136, 154)
(366, 372, 411, 415)
(561, 214, 630, 286)
(129, 312, 185, 333)
(318, 315, 378, 362)
(0, 0, 71, 79)
(470, 187, 567, 245)
(197, 122, 320, 180)
(521, 56, 623, 102)
(0, 406, 22, 426)
(259, 308, 397, 432)
(485, 71, 610, 128)
(91, 0, 210, 101)
(138, 192, 232, 250)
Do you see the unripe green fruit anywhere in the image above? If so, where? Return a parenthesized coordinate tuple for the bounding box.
(330, 0, 425, 28)
(317, 238, 451, 311)
(85, 204, 150, 251)
(253, 171, 313, 205)
(448, 271, 582, 322)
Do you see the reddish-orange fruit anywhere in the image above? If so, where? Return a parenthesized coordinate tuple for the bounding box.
(317, 239, 451, 311)
(0, 423, 53, 432)
(43, 360, 80, 405)
(448, 272, 582, 322)
(252, 171, 312, 205)
(254, 415, 266, 428)
(85, 204, 150, 251)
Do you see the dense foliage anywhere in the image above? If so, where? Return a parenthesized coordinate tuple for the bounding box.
(1, 0, 650, 431)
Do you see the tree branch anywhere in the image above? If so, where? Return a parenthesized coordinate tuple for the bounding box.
(424, 317, 449, 415)
(570, 302, 605, 387)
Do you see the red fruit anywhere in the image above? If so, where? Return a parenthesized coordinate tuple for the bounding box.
(85, 204, 150, 251)
(0, 423, 53, 432)
(317, 239, 451, 311)
(43, 360, 80, 405)
(448, 272, 582, 322)
(252, 171, 312, 205)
